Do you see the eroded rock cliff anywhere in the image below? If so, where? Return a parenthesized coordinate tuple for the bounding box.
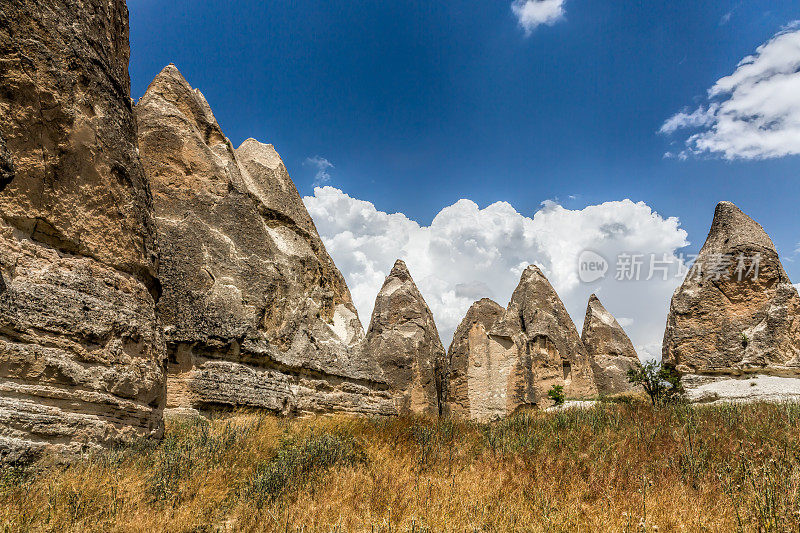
(135, 65, 393, 416)
(362, 260, 446, 415)
(581, 294, 640, 396)
(0, 0, 165, 461)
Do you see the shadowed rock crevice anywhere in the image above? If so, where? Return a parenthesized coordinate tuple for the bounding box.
(0, 133, 13, 192)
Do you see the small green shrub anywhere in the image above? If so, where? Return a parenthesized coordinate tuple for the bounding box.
(547, 384, 565, 406)
(412, 422, 436, 471)
(147, 434, 196, 503)
(146, 417, 251, 503)
(0, 465, 30, 495)
(627, 360, 683, 407)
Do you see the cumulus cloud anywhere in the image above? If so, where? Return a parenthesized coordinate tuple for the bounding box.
(304, 187, 689, 361)
(661, 24, 800, 159)
(511, 0, 566, 35)
(304, 156, 334, 186)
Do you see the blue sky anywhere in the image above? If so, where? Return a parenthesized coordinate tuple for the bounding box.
(129, 0, 800, 354)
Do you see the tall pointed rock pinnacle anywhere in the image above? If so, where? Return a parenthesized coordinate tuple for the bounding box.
(663, 202, 800, 400)
(581, 294, 640, 395)
(362, 260, 447, 415)
(135, 65, 394, 416)
(489, 266, 597, 411)
(445, 266, 597, 420)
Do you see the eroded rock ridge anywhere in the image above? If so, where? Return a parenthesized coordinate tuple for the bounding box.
(135, 65, 394, 417)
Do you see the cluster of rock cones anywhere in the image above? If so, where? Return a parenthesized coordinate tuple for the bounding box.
(1, 0, 799, 461)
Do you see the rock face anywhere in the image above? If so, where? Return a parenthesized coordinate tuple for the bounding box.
(444, 298, 506, 421)
(0, 0, 165, 461)
(489, 266, 597, 409)
(663, 201, 800, 400)
(135, 65, 394, 416)
(581, 294, 640, 395)
(445, 266, 597, 421)
(362, 260, 446, 415)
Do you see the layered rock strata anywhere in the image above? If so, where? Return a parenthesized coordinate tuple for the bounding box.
(362, 260, 446, 415)
(581, 294, 641, 395)
(0, 0, 165, 461)
(135, 65, 394, 416)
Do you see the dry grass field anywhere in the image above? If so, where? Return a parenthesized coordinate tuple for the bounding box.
(2, 400, 799, 532)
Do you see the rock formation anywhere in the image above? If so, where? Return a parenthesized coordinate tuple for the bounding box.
(362, 260, 446, 415)
(444, 298, 506, 421)
(663, 201, 800, 401)
(581, 294, 640, 395)
(135, 65, 394, 416)
(488, 266, 597, 409)
(0, 0, 165, 461)
(445, 266, 597, 420)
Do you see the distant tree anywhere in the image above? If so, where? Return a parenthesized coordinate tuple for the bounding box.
(627, 360, 683, 406)
(547, 384, 565, 406)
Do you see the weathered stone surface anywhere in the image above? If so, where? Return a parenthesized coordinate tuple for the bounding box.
(445, 266, 597, 421)
(135, 65, 393, 416)
(488, 266, 596, 414)
(444, 298, 506, 421)
(663, 202, 800, 395)
(581, 294, 641, 395)
(0, 0, 165, 461)
(362, 260, 446, 415)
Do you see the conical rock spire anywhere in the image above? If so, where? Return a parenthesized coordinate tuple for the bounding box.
(581, 294, 640, 395)
(444, 298, 506, 421)
(362, 260, 447, 415)
(663, 201, 800, 396)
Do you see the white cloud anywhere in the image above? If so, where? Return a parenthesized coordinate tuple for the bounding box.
(305, 187, 689, 361)
(659, 105, 718, 135)
(661, 24, 800, 159)
(719, 11, 732, 26)
(304, 156, 334, 186)
(511, 0, 566, 35)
